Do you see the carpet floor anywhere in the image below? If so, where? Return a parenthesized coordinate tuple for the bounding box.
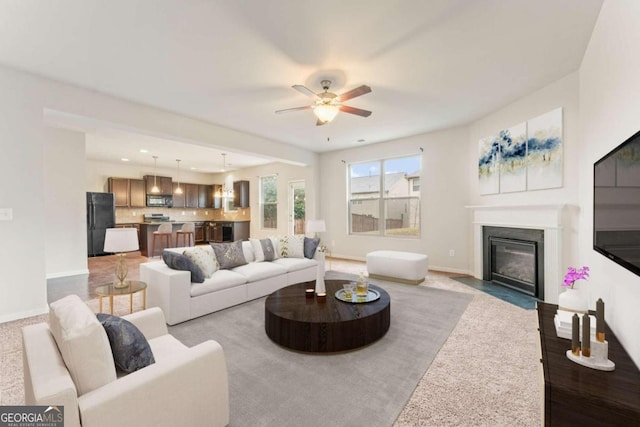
(0, 271, 540, 426)
(169, 273, 472, 427)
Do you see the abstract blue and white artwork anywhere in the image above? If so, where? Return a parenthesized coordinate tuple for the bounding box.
(526, 108, 563, 190)
(499, 122, 527, 193)
(478, 135, 500, 195)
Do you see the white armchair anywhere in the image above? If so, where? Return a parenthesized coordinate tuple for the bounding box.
(22, 303, 229, 427)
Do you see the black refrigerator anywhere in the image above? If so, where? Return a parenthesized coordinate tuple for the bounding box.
(87, 192, 116, 257)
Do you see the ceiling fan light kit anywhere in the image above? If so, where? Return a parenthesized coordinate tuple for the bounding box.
(276, 80, 372, 126)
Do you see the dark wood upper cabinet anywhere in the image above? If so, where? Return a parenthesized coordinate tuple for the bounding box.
(108, 178, 129, 207)
(233, 180, 250, 208)
(144, 175, 173, 196)
(172, 183, 185, 208)
(186, 183, 199, 208)
(198, 184, 213, 208)
(129, 179, 146, 208)
(109, 178, 146, 208)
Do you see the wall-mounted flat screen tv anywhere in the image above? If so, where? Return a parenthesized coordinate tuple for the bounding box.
(593, 129, 640, 277)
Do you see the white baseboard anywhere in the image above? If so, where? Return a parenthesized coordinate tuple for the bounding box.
(0, 305, 48, 324)
(46, 269, 89, 279)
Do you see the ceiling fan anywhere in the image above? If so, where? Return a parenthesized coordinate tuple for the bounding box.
(275, 80, 372, 126)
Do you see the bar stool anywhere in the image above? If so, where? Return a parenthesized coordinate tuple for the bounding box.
(151, 223, 173, 257)
(176, 222, 195, 247)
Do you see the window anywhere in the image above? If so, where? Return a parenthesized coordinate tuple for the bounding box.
(260, 175, 277, 229)
(348, 155, 421, 237)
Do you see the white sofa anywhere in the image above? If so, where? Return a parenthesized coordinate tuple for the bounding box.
(140, 241, 323, 325)
(22, 304, 229, 427)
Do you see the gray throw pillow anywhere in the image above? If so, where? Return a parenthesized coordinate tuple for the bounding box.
(162, 250, 205, 283)
(96, 313, 155, 374)
(211, 241, 247, 269)
(304, 237, 320, 259)
(260, 238, 276, 261)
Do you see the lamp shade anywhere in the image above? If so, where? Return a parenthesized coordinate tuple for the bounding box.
(313, 104, 339, 123)
(104, 228, 139, 253)
(306, 219, 326, 234)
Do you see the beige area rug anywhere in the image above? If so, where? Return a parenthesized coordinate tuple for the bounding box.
(0, 277, 540, 426)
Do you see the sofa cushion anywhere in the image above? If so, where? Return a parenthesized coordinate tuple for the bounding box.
(250, 238, 277, 262)
(277, 235, 305, 258)
(304, 237, 321, 259)
(183, 246, 218, 278)
(272, 257, 317, 273)
(147, 334, 188, 362)
(162, 250, 205, 283)
(211, 241, 247, 269)
(96, 313, 155, 374)
(190, 269, 248, 297)
(48, 295, 116, 395)
(242, 241, 255, 263)
(232, 261, 287, 281)
(269, 237, 280, 260)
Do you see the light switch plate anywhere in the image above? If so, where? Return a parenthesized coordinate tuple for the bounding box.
(0, 208, 13, 221)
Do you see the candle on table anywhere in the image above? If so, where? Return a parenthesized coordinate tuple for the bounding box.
(571, 313, 580, 356)
(582, 313, 591, 358)
(596, 298, 605, 343)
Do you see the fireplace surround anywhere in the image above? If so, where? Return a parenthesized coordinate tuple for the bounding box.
(468, 204, 572, 304)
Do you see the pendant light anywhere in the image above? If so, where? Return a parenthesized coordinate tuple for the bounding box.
(151, 156, 160, 193)
(174, 159, 183, 194)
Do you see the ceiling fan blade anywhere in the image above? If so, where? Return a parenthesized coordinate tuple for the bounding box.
(338, 85, 372, 102)
(339, 105, 372, 117)
(292, 85, 320, 100)
(316, 119, 328, 126)
(275, 105, 312, 114)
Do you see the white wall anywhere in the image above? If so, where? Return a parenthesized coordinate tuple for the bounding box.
(579, 0, 640, 367)
(319, 127, 471, 273)
(213, 161, 319, 239)
(0, 63, 316, 322)
(466, 72, 582, 280)
(44, 128, 88, 278)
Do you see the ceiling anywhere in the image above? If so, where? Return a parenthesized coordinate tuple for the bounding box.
(0, 0, 603, 169)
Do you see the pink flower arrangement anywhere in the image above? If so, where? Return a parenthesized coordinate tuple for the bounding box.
(563, 266, 590, 288)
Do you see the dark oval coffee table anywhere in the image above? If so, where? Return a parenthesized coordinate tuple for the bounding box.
(265, 280, 391, 353)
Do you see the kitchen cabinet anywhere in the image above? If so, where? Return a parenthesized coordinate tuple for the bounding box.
(195, 223, 205, 243)
(109, 178, 146, 208)
(213, 184, 222, 209)
(172, 183, 185, 208)
(198, 184, 213, 208)
(129, 179, 146, 207)
(186, 183, 199, 208)
(144, 175, 173, 196)
(233, 221, 250, 241)
(108, 178, 130, 207)
(233, 180, 250, 208)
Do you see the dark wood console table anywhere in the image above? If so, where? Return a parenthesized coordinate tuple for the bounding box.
(537, 302, 640, 425)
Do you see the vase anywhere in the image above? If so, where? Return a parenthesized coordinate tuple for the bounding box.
(558, 287, 588, 313)
(315, 252, 326, 294)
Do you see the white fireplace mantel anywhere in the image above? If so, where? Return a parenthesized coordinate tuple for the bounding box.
(466, 204, 575, 303)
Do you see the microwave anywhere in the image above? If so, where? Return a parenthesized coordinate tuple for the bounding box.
(146, 195, 173, 207)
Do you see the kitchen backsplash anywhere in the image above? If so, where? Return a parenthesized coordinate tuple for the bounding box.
(115, 207, 251, 224)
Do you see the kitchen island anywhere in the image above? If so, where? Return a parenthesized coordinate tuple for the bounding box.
(138, 222, 203, 257)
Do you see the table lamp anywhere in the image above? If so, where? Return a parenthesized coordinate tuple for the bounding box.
(104, 228, 139, 288)
(306, 219, 326, 238)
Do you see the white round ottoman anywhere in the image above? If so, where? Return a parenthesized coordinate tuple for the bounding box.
(366, 250, 429, 285)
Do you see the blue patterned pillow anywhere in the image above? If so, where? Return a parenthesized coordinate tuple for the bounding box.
(96, 314, 155, 374)
(162, 250, 205, 283)
(304, 237, 320, 259)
